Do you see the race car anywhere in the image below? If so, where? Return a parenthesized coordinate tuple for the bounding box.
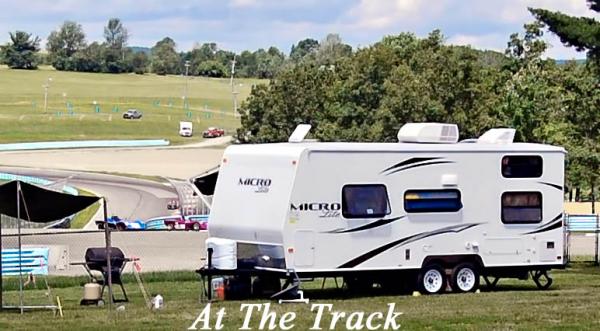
(202, 127, 225, 138)
(96, 216, 146, 231)
(162, 214, 209, 231)
(96, 216, 167, 231)
(185, 214, 209, 230)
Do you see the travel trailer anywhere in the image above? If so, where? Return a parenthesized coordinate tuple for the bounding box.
(199, 123, 566, 296)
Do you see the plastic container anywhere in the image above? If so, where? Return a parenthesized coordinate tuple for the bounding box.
(206, 238, 237, 270)
(211, 277, 225, 300)
(151, 294, 164, 309)
(83, 283, 102, 300)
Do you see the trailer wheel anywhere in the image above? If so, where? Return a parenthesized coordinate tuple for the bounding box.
(532, 270, 553, 290)
(418, 264, 447, 294)
(192, 223, 201, 231)
(451, 263, 479, 293)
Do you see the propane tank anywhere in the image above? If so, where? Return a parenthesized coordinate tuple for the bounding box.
(83, 282, 102, 300)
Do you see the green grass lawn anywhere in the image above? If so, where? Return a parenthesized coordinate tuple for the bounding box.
(2, 263, 600, 330)
(70, 188, 101, 229)
(0, 66, 264, 144)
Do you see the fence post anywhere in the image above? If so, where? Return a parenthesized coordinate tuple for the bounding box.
(565, 213, 570, 263)
(594, 215, 600, 265)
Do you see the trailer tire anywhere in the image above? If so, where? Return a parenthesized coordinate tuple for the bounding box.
(451, 263, 479, 293)
(418, 264, 447, 294)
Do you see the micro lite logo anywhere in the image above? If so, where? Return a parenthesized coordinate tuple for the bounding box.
(238, 178, 271, 193)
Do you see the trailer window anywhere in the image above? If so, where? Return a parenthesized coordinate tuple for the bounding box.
(342, 184, 390, 219)
(502, 156, 543, 178)
(404, 189, 462, 213)
(501, 192, 542, 224)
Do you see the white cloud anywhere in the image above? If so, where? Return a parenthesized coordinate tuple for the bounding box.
(345, 0, 449, 30)
(447, 33, 508, 52)
(229, 0, 259, 8)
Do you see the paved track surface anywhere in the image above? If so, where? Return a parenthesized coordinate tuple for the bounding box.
(0, 136, 229, 179)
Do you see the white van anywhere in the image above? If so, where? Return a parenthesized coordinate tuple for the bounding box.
(179, 121, 193, 137)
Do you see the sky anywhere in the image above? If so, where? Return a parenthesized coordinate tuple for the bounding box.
(0, 0, 597, 59)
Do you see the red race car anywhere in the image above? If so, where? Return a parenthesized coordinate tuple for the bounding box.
(202, 127, 225, 138)
(162, 214, 208, 231)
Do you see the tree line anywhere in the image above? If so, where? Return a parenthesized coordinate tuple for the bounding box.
(237, 1, 600, 201)
(0, 18, 351, 78)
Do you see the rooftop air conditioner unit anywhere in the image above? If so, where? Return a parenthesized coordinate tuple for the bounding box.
(397, 123, 459, 144)
(477, 128, 515, 144)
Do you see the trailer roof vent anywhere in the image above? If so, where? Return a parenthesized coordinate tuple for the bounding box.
(477, 128, 515, 144)
(288, 124, 312, 143)
(397, 123, 459, 144)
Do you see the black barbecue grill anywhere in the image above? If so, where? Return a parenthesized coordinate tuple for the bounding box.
(73, 247, 133, 303)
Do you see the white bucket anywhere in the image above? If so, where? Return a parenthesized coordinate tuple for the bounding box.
(206, 238, 237, 270)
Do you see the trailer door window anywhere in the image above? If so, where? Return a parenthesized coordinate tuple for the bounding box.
(404, 189, 462, 213)
(502, 155, 543, 178)
(342, 184, 390, 219)
(501, 192, 542, 223)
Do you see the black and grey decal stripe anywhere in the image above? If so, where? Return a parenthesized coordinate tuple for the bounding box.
(523, 213, 563, 235)
(381, 157, 454, 176)
(386, 160, 454, 175)
(325, 216, 405, 234)
(338, 223, 481, 268)
(538, 182, 564, 191)
(381, 157, 440, 174)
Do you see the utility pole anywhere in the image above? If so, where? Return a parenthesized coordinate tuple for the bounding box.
(183, 60, 191, 108)
(42, 77, 52, 113)
(230, 55, 239, 117)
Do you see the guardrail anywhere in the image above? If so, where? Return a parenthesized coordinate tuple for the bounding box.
(566, 214, 600, 232)
(0, 139, 170, 151)
(0, 172, 78, 195)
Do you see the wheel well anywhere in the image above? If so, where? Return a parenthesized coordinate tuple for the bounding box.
(422, 255, 484, 270)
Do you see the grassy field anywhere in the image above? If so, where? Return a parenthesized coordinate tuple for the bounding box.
(0, 66, 264, 144)
(70, 188, 101, 229)
(2, 263, 600, 330)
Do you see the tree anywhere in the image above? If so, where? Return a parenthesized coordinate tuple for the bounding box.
(104, 18, 128, 49)
(72, 42, 105, 72)
(130, 51, 149, 74)
(290, 38, 319, 62)
(47, 21, 87, 70)
(530, 1, 600, 203)
(316, 33, 352, 65)
(530, 1, 600, 69)
(196, 60, 227, 77)
(0, 31, 40, 69)
(151, 37, 180, 75)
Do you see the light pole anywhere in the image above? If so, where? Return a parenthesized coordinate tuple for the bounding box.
(230, 55, 239, 117)
(42, 77, 52, 113)
(183, 60, 190, 108)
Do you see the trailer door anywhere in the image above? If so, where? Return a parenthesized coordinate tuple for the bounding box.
(294, 230, 315, 267)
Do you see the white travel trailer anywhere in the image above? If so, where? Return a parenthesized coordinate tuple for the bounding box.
(200, 123, 566, 296)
